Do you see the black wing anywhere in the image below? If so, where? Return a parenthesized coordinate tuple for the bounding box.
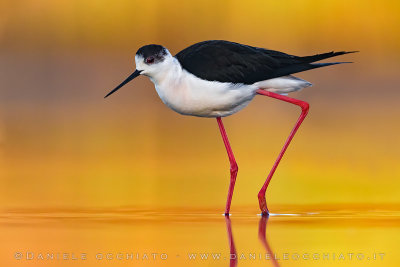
(175, 40, 355, 84)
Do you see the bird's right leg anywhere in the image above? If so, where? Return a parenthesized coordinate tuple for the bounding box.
(216, 117, 238, 216)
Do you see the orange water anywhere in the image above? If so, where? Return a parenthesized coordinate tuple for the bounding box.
(1, 205, 399, 266)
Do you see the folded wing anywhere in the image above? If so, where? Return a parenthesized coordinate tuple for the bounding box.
(175, 40, 356, 84)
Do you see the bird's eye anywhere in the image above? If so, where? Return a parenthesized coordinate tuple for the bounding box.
(145, 57, 155, 64)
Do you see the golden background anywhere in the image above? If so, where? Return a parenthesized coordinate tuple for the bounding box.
(0, 0, 399, 266)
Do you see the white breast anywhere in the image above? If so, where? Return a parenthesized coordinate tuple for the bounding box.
(151, 58, 257, 117)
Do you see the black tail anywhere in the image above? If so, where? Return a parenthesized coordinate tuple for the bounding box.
(299, 51, 358, 63)
(272, 51, 357, 78)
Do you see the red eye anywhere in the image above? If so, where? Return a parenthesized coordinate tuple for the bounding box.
(146, 57, 155, 64)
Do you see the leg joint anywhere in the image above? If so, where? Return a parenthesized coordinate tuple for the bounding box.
(258, 189, 265, 198)
(230, 162, 238, 173)
(300, 101, 310, 113)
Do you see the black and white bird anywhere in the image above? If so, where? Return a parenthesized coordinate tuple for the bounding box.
(105, 40, 355, 216)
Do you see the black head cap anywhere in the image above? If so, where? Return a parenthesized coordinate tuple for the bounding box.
(136, 45, 168, 64)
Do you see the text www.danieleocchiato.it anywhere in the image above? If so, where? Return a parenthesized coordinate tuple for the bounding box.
(14, 252, 386, 262)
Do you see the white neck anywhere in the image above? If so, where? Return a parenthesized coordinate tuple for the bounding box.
(148, 56, 183, 87)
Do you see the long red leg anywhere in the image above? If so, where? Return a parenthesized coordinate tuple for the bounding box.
(256, 89, 309, 216)
(217, 117, 238, 216)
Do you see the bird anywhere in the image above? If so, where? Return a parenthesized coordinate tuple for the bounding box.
(105, 40, 355, 216)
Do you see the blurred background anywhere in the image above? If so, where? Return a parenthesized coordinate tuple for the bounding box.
(0, 0, 399, 211)
(2, 1, 400, 267)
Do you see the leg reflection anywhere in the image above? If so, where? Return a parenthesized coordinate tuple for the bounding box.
(258, 216, 280, 267)
(225, 216, 238, 267)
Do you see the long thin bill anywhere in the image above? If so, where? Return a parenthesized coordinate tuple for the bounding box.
(104, 69, 141, 98)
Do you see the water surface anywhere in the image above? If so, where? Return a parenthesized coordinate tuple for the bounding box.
(1, 205, 399, 266)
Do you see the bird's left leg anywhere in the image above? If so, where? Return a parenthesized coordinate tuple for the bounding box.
(256, 89, 309, 216)
(217, 117, 238, 216)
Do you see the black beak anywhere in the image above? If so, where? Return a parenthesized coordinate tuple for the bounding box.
(104, 69, 141, 98)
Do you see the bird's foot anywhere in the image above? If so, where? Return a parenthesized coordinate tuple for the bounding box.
(261, 211, 270, 217)
(258, 193, 269, 217)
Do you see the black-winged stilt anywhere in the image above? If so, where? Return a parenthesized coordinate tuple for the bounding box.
(105, 40, 355, 216)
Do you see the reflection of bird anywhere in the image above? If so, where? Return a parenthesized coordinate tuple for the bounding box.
(105, 40, 355, 216)
(225, 216, 238, 267)
(258, 216, 280, 267)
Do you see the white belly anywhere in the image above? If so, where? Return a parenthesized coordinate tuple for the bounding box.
(154, 70, 257, 117)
